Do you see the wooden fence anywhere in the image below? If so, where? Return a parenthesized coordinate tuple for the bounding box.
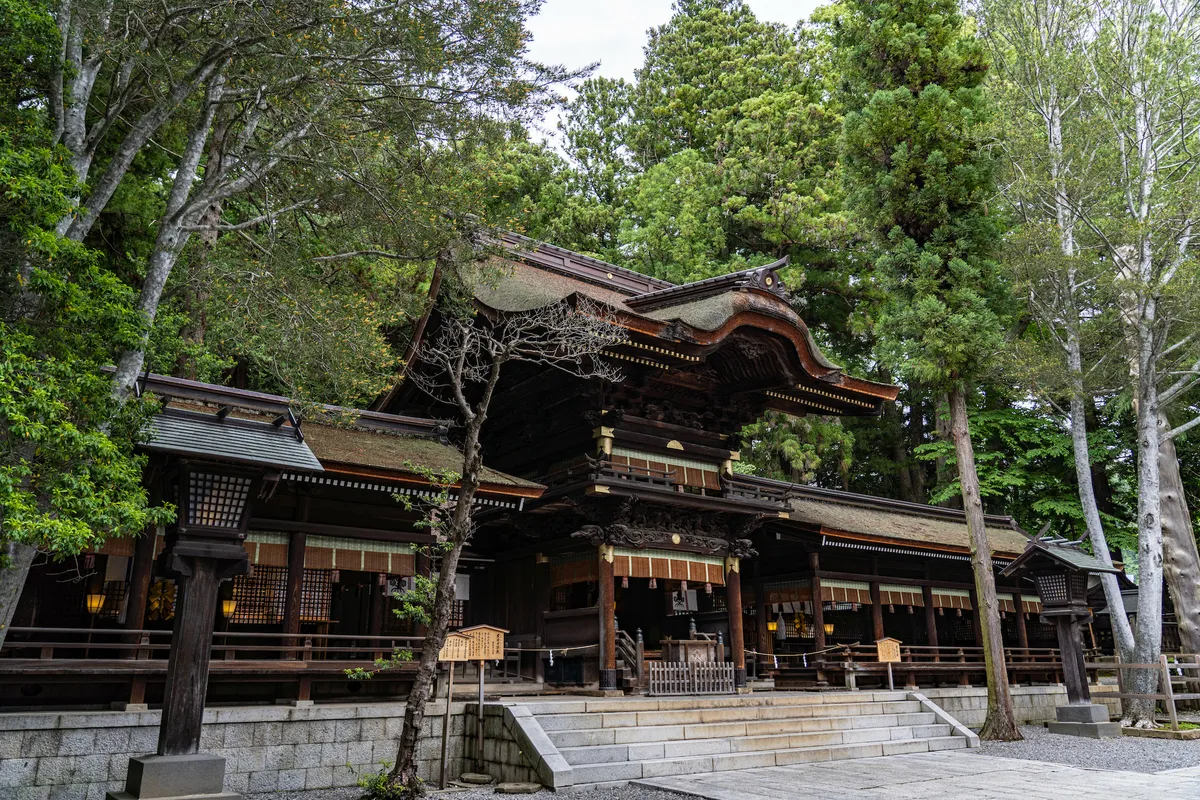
(1084, 653, 1200, 731)
(648, 661, 735, 695)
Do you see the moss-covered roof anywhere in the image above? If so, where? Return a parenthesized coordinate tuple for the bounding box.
(783, 490, 1029, 557)
(162, 399, 541, 494)
(302, 424, 542, 491)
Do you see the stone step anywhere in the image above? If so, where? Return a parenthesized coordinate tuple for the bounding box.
(521, 691, 910, 718)
(568, 735, 969, 785)
(546, 710, 931, 748)
(557, 722, 951, 765)
(533, 700, 922, 731)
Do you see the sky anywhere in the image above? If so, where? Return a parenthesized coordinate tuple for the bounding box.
(525, 1, 826, 83)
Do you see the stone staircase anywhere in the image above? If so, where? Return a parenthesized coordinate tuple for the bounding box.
(518, 691, 974, 788)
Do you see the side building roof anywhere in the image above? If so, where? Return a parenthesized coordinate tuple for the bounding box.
(737, 475, 1030, 559)
(137, 373, 542, 499)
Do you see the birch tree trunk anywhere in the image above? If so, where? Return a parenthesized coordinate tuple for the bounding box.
(1067, 335, 1135, 660)
(1123, 323, 1165, 726)
(1159, 413, 1200, 656)
(948, 388, 1021, 740)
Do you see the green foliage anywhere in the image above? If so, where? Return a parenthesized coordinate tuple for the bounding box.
(740, 412, 854, 486)
(838, 0, 1012, 392)
(357, 763, 416, 800)
(0, 9, 172, 555)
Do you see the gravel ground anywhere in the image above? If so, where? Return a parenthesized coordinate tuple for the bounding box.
(974, 723, 1200, 773)
(247, 783, 685, 800)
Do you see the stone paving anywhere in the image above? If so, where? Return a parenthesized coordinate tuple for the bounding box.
(635, 750, 1200, 799)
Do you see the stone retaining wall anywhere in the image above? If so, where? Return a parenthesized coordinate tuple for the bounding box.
(0, 701, 486, 800)
(921, 684, 1121, 728)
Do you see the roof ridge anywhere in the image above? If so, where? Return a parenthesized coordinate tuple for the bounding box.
(495, 231, 674, 295)
(625, 257, 790, 311)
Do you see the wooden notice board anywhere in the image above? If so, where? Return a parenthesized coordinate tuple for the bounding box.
(438, 632, 472, 662)
(875, 637, 901, 663)
(460, 624, 508, 661)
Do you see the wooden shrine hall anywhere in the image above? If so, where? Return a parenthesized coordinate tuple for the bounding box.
(1, 233, 1114, 708)
(380, 233, 1085, 694)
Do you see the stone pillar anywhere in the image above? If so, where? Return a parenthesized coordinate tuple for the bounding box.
(726, 560, 746, 689)
(810, 552, 826, 651)
(869, 581, 884, 642)
(598, 546, 617, 691)
(922, 584, 939, 648)
(281, 531, 307, 659)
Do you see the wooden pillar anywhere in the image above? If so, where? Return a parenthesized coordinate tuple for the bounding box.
(1012, 591, 1029, 648)
(598, 547, 617, 691)
(869, 581, 884, 642)
(922, 585, 939, 649)
(534, 558, 551, 684)
(282, 531, 307, 659)
(810, 552, 826, 651)
(157, 557, 221, 756)
(124, 527, 158, 641)
(726, 560, 746, 688)
(968, 586, 983, 646)
(754, 579, 771, 675)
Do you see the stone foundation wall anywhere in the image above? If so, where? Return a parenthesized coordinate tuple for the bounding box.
(921, 685, 1121, 728)
(0, 700, 500, 800)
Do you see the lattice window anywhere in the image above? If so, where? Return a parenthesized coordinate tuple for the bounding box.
(552, 587, 570, 612)
(230, 567, 332, 624)
(97, 580, 127, 621)
(299, 569, 332, 622)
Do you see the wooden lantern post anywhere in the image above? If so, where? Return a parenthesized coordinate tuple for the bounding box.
(1000, 533, 1122, 738)
(109, 461, 261, 800)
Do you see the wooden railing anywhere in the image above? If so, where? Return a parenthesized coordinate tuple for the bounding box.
(774, 643, 1070, 689)
(0, 627, 424, 664)
(649, 662, 735, 696)
(1084, 653, 1200, 730)
(616, 628, 645, 688)
(721, 475, 789, 508)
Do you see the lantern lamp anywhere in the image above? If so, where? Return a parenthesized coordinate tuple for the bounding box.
(221, 599, 238, 620)
(766, 620, 778, 632)
(85, 592, 106, 615)
(823, 622, 834, 637)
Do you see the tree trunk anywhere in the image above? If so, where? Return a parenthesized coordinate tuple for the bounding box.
(387, 537, 466, 793)
(388, 412, 488, 794)
(1066, 335, 1135, 661)
(1123, 343, 1165, 727)
(0, 543, 37, 649)
(935, 399, 959, 509)
(948, 388, 1021, 740)
(1159, 413, 1200, 656)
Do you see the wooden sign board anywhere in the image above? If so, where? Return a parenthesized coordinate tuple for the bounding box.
(438, 632, 472, 662)
(459, 624, 508, 661)
(875, 637, 902, 664)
